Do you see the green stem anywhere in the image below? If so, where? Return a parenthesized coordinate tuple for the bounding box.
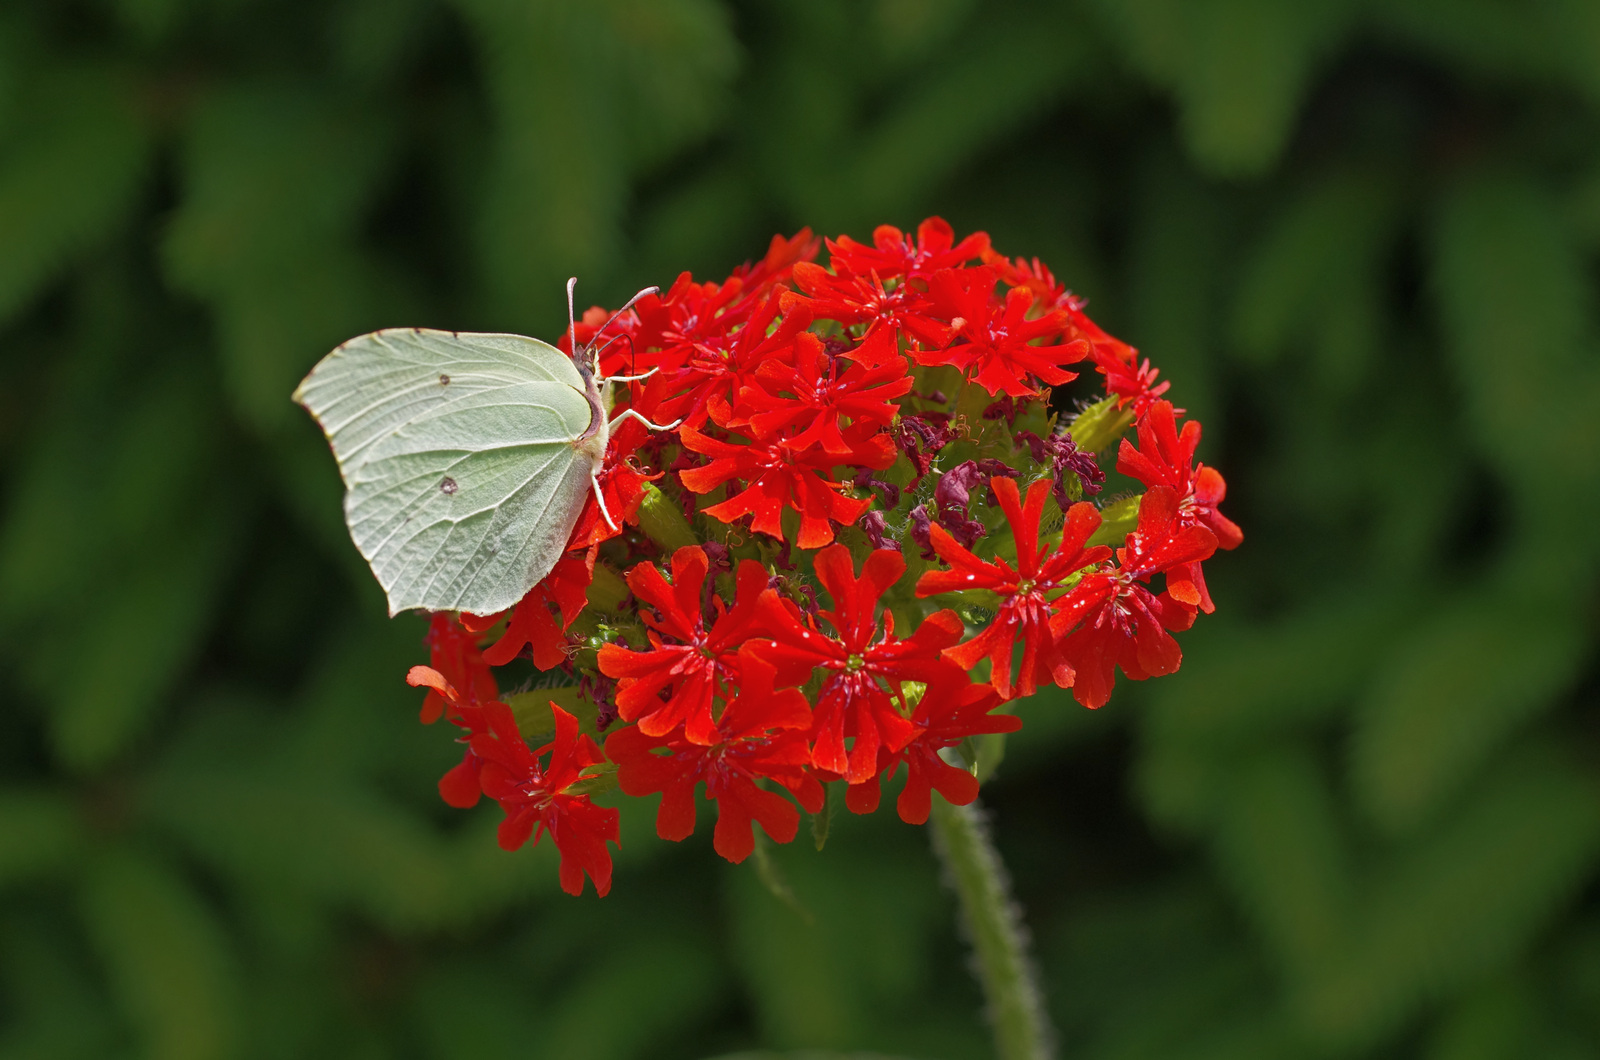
(928, 797, 1056, 1060)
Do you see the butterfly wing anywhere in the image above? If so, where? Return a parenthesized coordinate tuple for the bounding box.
(294, 328, 600, 616)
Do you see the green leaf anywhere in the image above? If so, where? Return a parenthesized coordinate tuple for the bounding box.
(1209, 746, 1352, 978)
(0, 906, 119, 1060)
(162, 83, 401, 431)
(0, 63, 152, 326)
(1092, 0, 1353, 176)
(811, 781, 838, 852)
(1123, 150, 1231, 425)
(1085, 493, 1140, 548)
(45, 506, 233, 773)
(1350, 586, 1591, 835)
(78, 846, 240, 1060)
(448, 0, 737, 321)
(1231, 169, 1402, 389)
(1294, 746, 1600, 1049)
(844, 4, 1087, 222)
(0, 789, 83, 888)
(1429, 171, 1597, 484)
(505, 686, 599, 740)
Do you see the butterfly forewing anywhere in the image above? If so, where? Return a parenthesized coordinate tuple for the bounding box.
(294, 328, 587, 483)
(294, 328, 600, 616)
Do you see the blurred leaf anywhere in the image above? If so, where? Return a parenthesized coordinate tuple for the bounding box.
(1231, 169, 1402, 389)
(1373, 0, 1600, 104)
(45, 507, 234, 773)
(1429, 171, 1596, 481)
(163, 83, 402, 431)
(536, 930, 729, 1060)
(1209, 746, 1352, 978)
(0, 349, 238, 771)
(78, 846, 240, 1060)
(1350, 585, 1591, 835)
(727, 823, 951, 1053)
(1426, 977, 1548, 1060)
(449, 0, 738, 323)
(0, 790, 83, 888)
(843, 5, 1088, 223)
(1136, 591, 1414, 833)
(1294, 746, 1600, 1048)
(1123, 150, 1228, 427)
(0, 63, 152, 326)
(1092, 0, 1353, 176)
(0, 906, 118, 1060)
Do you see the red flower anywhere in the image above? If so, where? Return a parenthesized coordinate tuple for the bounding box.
(565, 430, 657, 555)
(827, 216, 990, 280)
(406, 664, 494, 806)
(596, 549, 776, 745)
(417, 615, 499, 723)
(630, 271, 751, 372)
(1117, 401, 1242, 548)
(636, 288, 813, 429)
(982, 250, 1074, 313)
(606, 651, 823, 863)
(918, 268, 1090, 397)
(735, 330, 913, 456)
(1115, 401, 1242, 612)
(845, 666, 1021, 824)
(678, 424, 892, 549)
(786, 263, 953, 351)
(468, 553, 592, 671)
(728, 227, 820, 297)
(1048, 488, 1218, 708)
(405, 668, 619, 896)
(916, 477, 1111, 699)
(476, 702, 618, 895)
(1093, 348, 1172, 418)
(1061, 296, 1139, 367)
(754, 546, 963, 782)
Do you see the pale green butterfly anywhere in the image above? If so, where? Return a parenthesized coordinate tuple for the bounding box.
(293, 279, 673, 617)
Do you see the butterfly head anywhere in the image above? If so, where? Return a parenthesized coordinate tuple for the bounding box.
(564, 277, 660, 388)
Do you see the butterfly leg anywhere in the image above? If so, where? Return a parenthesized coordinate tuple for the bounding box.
(590, 471, 619, 531)
(603, 368, 659, 383)
(610, 408, 682, 432)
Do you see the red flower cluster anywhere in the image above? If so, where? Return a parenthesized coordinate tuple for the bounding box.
(407, 661, 618, 896)
(404, 218, 1240, 894)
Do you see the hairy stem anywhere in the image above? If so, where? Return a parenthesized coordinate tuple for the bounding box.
(928, 797, 1056, 1060)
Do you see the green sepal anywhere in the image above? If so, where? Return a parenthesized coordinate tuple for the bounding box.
(811, 782, 840, 852)
(1068, 395, 1136, 454)
(586, 561, 629, 614)
(974, 730, 1009, 784)
(504, 686, 599, 741)
(635, 482, 699, 553)
(1088, 493, 1142, 547)
(563, 761, 618, 797)
(750, 830, 812, 921)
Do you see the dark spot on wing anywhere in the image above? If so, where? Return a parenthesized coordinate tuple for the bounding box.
(439, 373, 450, 385)
(439, 477, 458, 495)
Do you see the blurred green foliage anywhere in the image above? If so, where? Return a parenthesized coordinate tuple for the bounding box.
(2, 0, 1598, 1057)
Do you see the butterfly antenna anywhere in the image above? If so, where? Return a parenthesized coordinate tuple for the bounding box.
(565, 276, 580, 364)
(589, 284, 659, 383)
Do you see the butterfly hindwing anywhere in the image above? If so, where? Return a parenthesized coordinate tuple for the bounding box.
(294, 328, 600, 616)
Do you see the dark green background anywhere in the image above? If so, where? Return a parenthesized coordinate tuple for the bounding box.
(3, 1, 1599, 1057)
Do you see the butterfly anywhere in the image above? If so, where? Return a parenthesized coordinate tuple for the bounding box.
(293, 279, 673, 617)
